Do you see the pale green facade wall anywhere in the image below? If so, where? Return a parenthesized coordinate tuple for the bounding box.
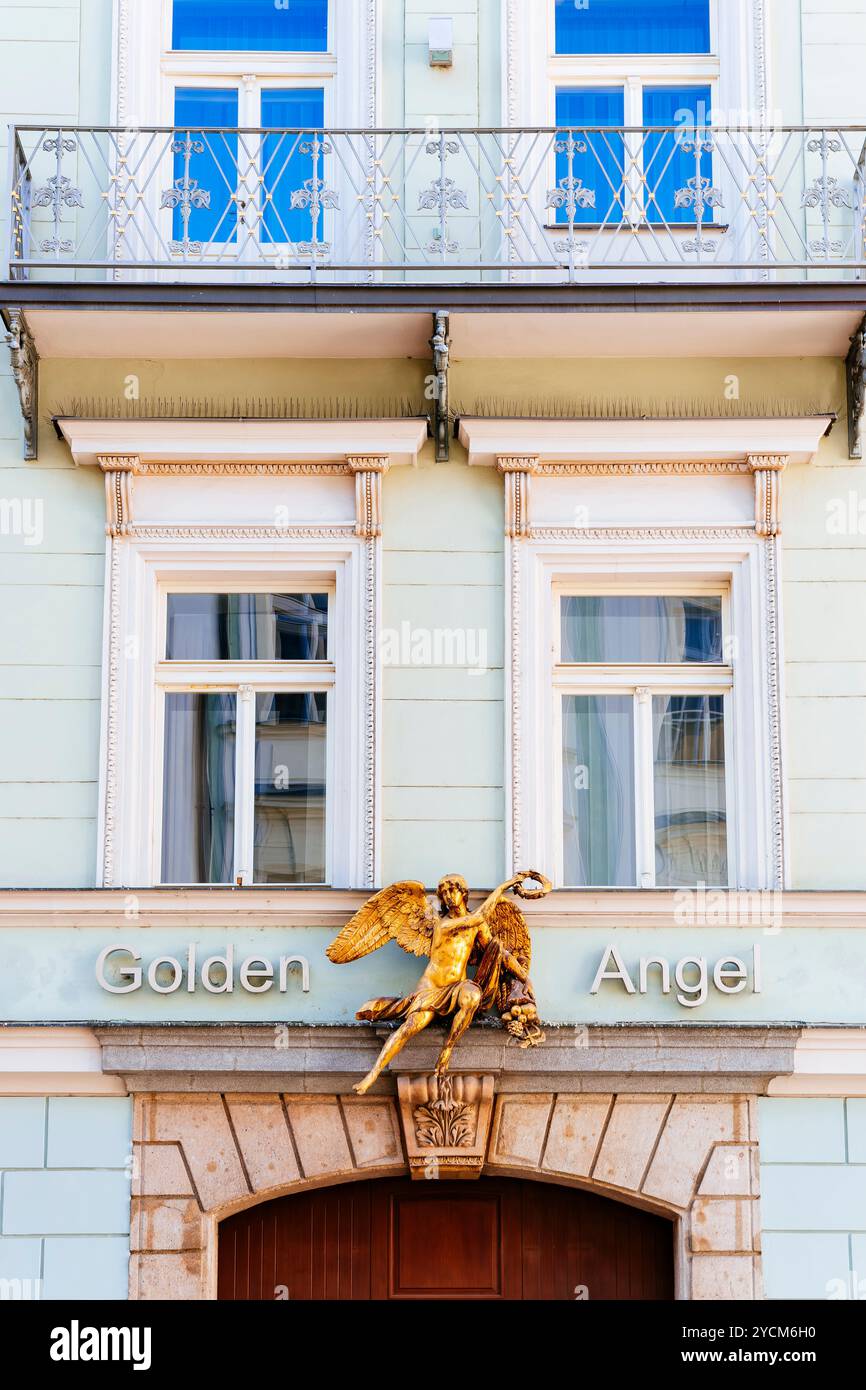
(799, 0, 866, 124)
(0, 1096, 131, 1298)
(382, 0, 501, 127)
(760, 1098, 866, 1299)
(4, 348, 866, 889)
(0, 0, 112, 886)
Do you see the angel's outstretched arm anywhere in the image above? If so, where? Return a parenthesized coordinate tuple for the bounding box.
(478, 869, 551, 920)
(476, 874, 525, 920)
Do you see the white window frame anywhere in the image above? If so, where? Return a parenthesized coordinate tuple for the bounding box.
(511, 538, 781, 892)
(505, 0, 768, 134)
(103, 540, 371, 890)
(552, 578, 735, 889)
(156, 579, 335, 887)
(116, 0, 374, 129)
(113, 1, 377, 262)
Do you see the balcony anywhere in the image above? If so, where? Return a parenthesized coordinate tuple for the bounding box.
(8, 123, 866, 284)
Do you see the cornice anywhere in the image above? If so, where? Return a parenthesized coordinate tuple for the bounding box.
(2, 888, 865, 931)
(93, 1022, 805, 1095)
(55, 417, 428, 468)
(458, 416, 835, 468)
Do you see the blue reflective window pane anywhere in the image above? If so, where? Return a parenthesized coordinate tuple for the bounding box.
(173, 0, 328, 52)
(555, 0, 710, 55)
(172, 89, 238, 245)
(261, 88, 326, 243)
(554, 88, 625, 226)
(642, 86, 714, 224)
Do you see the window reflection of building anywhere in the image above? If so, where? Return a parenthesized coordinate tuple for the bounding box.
(254, 693, 327, 885)
(161, 593, 330, 886)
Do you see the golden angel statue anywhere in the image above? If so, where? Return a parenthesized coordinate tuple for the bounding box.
(326, 870, 551, 1094)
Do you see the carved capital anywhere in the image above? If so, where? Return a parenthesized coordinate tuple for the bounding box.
(747, 454, 787, 473)
(4, 308, 39, 460)
(748, 454, 788, 537)
(98, 454, 139, 537)
(496, 454, 539, 474)
(397, 1073, 495, 1180)
(347, 454, 390, 474)
(350, 457, 388, 539)
(497, 456, 538, 539)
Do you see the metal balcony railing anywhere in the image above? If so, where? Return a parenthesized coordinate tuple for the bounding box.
(7, 123, 866, 282)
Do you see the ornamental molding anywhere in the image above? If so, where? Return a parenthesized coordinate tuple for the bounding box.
(527, 526, 756, 543)
(124, 524, 357, 542)
(508, 538, 523, 867)
(102, 539, 122, 887)
(134, 460, 350, 477)
(764, 536, 785, 888)
(533, 459, 751, 476)
(4, 308, 39, 460)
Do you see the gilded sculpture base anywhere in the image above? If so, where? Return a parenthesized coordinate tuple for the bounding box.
(397, 1073, 495, 1180)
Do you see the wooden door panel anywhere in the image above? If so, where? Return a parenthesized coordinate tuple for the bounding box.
(218, 1177, 674, 1301)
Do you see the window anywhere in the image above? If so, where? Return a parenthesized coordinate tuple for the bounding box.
(554, 0, 711, 56)
(557, 594, 730, 888)
(159, 592, 331, 885)
(172, 0, 329, 52)
(164, 1, 332, 253)
(549, 0, 718, 227)
(170, 87, 326, 250)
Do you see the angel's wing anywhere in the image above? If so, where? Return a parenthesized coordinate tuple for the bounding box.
(326, 881, 437, 964)
(486, 897, 544, 1047)
(487, 897, 532, 972)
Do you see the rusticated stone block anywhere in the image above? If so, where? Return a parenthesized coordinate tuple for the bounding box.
(642, 1098, 744, 1209)
(284, 1097, 353, 1177)
(592, 1095, 671, 1192)
(225, 1096, 300, 1192)
(134, 1143, 194, 1199)
(488, 1093, 553, 1170)
(691, 1254, 756, 1300)
(690, 1198, 756, 1254)
(131, 1198, 203, 1253)
(542, 1095, 612, 1177)
(341, 1097, 403, 1170)
(130, 1251, 208, 1301)
(698, 1144, 756, 1197)
(146, 1096, 248, 1210)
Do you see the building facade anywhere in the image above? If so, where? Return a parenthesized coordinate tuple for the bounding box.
(1, 0, 866, 1302)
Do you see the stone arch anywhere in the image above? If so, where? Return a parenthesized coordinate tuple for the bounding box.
(129, 1089, 761, 1300)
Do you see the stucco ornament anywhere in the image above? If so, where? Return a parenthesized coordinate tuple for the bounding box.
(327, 870, 551, 1094)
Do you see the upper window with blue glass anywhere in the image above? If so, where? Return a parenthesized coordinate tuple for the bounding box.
(172, 0, 328, 52)
(554, 0, 711, 56)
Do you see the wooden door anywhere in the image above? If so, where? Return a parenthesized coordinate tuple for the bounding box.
(218, 1177, 674, 1300)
